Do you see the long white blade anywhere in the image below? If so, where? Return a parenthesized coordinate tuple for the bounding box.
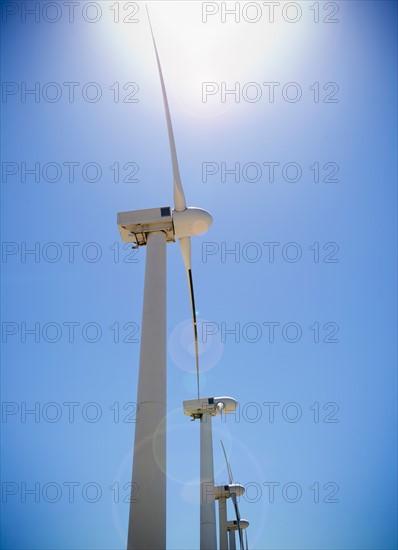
(245, 529, 249, 550)
(179, 237, 200, 399)
(220, 440, 234, 485)
(146, 5, 187, 212)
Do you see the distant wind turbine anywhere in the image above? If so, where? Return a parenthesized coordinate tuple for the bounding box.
(215, 483, 246, 550)
(216, 441, 247, 550)
(184, 396, 238, 550)
(228, 519, 250, 550)
(117, 8, 212, 549)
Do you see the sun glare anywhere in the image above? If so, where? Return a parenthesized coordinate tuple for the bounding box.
(100, 1, 311, 119)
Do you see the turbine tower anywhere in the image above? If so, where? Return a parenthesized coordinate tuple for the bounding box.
(117, 10, 212, 549)
(183, 397, 238, 549)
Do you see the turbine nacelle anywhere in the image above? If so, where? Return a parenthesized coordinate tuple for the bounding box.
(214, 483, 245, 500)
(173, 207, 213, 239)
(117, 206, 212, 247)
(183, 396, 238, 419)
(227, 519, 250, 531)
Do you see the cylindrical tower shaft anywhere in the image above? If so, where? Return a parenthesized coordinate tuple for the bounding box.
(200, 414, 217, 549)
(219, 496, 228, 550)
(128, 231, 167, 550)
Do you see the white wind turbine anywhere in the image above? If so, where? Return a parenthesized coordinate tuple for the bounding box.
(215, 441, 247, 550)
(117, 8, 212, 549)
(227, 520, 250, 550)
(183, 396, 238, 549)
(215, 484, 245, 550)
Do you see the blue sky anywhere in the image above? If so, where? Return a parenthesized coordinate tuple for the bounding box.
(1, 1, 397, 549)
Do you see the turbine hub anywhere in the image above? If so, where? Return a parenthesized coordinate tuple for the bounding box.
(173, 207, 213, 239)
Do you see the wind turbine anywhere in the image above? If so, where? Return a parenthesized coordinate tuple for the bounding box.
(215, 441, 247, 550)
(215, 483, 245, 550)
(117, 9, 212, 549)
(227, 520, 250, 550)
(183, 396, 238, 550)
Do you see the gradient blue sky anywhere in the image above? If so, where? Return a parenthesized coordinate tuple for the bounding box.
(1, 1, 397, 549)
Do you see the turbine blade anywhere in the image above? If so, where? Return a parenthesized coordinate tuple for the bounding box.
(220, 440, 234, 484)
(179, 237, 200, 399)
(146, 5, 187, 212)
(231, 493, 244, 550)
(245, 529, 249, 550)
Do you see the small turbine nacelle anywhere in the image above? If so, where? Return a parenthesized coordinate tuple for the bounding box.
(227, 519, 250, 531)
(214, 483, 245, 500)
(183, 396, 238, 419)
(173, 207, 213, 238)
